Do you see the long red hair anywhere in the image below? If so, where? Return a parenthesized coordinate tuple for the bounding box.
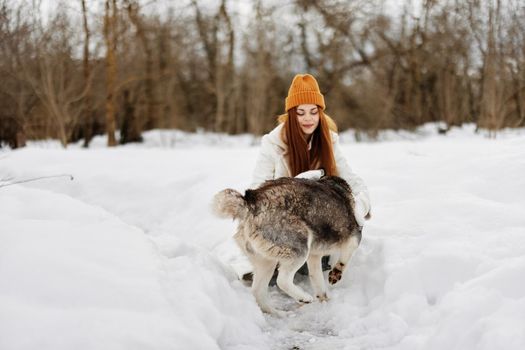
(278, 107, 338, 177)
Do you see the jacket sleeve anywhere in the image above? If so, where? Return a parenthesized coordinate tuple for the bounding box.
(333, 136, 371, 216)
(250, 135, 276, 188)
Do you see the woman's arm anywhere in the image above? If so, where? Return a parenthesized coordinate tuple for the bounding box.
(250, 135, 276, 188)
(332, 136, 371, 223)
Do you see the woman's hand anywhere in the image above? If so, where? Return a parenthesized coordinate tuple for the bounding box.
(294, 169, 325, 180)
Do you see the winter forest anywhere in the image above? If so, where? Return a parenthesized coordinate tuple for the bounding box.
(1, 0, 525, 148)
(1, 1, 525, 350)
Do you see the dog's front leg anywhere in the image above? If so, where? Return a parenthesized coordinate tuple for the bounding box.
(329, 235, 360, 285)
(307, 253, 328, 301)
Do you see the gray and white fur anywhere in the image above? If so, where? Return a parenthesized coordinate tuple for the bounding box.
(213, 176, 362, 314)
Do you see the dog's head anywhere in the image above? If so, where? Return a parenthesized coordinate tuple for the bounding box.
(318, 176, 355, 206)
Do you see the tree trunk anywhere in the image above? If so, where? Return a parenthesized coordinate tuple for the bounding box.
(125, 0, 155, 131)
(81, 0, 93, 147)
(104, 0, 117, 146)
(120, 89, 142, 143)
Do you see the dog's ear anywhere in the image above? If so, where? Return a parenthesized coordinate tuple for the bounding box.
(321, 176, 352, 193)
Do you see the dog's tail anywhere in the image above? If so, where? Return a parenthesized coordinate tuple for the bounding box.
(212, 189, 248, 220)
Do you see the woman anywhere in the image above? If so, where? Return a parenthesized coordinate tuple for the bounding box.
(242, 73, 371, 280)
(251, 74, 370, 222)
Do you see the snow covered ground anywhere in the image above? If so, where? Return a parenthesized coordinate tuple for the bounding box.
(1, 125, 524, 350)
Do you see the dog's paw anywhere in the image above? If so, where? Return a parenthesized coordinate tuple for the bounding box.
(328, 267, 343, 285)
(316, 293, 329, 302)
(298, 294, 314, 304)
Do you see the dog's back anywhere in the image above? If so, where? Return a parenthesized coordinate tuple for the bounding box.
(214, 176, 359, 259)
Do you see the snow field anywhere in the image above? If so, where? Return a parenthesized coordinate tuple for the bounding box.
(1, 127, 524, 349)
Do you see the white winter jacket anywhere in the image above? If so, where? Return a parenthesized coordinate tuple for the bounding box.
(251, 123, 371, 218)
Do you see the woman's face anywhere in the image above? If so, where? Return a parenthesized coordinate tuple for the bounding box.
(296, 104, 320, 136)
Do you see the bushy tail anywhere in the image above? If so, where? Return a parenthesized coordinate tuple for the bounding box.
(212, 189, 248, 220)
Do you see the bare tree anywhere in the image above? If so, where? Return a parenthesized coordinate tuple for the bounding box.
(191, 0, 236, 132)
(104, 0, 118, 146)
(0, 1, 32, 148)
(81, 0, 94, 147)
(124, 0, 155, 134)
(16, 4, 92, 147)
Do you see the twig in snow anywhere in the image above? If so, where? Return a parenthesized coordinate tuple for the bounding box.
(0, 174, 74, 189)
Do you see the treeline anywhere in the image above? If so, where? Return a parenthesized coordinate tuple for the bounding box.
(1, 0, 524, 148)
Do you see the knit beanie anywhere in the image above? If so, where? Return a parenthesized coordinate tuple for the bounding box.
(285, 74, 325, 111)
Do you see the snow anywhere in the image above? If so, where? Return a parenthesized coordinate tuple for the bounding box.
(1, 124, 525, 349)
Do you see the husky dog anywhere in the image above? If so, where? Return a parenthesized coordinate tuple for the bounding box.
(213, 176, 362, 314)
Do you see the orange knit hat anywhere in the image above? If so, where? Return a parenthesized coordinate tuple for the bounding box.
(285, 74, 325, 111)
